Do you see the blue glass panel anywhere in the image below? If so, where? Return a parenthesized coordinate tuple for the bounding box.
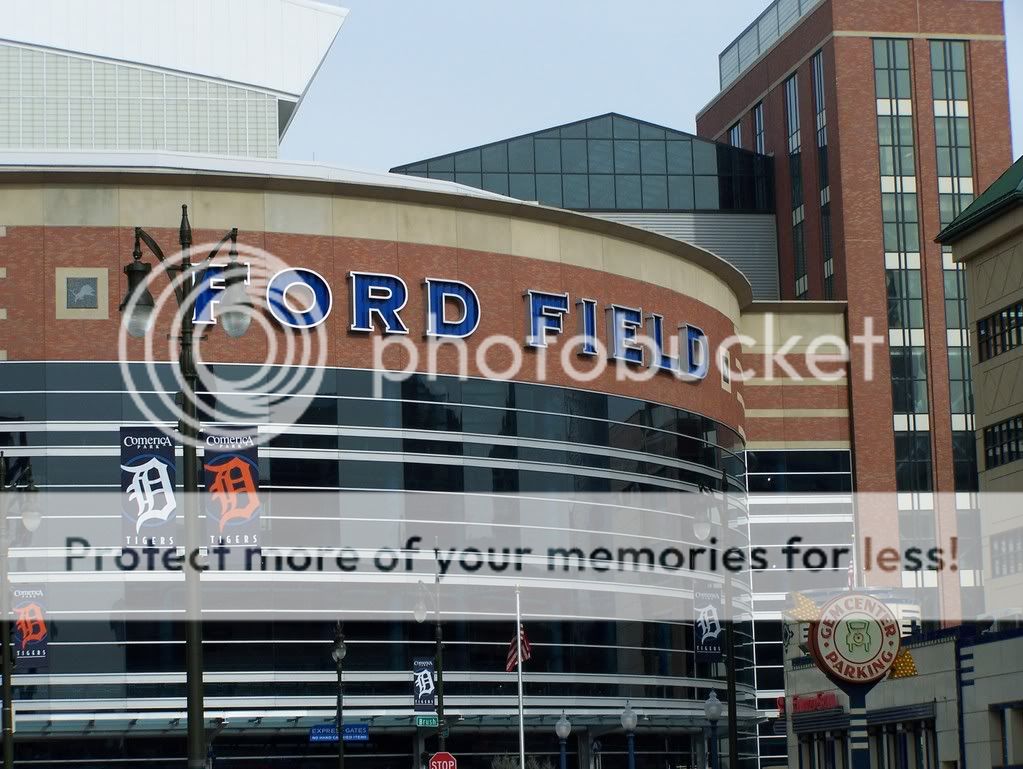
(589, 175, 615, 208)
(535, 138, 561, 173)
(536, 174, 562, 206)
(560, 121, 587, 139)
(587, 116, 613, 138)
(614, 140, 640, 173)
(455, 150, 481, 172)
(642, 176, 668, 209)
(563, 174, 588, 208)
(509, 173, 536, 200)
(615, 175, 641, 208)
(508, 138, 534, 172)
(639, 123, 666, 140)
(483, 173, 509, 195)
(668, 175, 695, 209)
(695, 176, 720, 208)
(692, 140, 718, 174)
(612, 115, 639, 138)
(428, 156, 454, 173)
(588, 140, 613, 173)
(666, 141, 693, 174)
(640, 140, 666, 174)
(482, 144, 507, 172)
(561, 139, 587, 172)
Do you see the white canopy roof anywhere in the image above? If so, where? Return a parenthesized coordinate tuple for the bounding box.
(0, 0, 347, 97)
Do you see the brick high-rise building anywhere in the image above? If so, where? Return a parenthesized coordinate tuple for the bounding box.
(698, 0, 1010, 601)
(698, 0, 1012, 763)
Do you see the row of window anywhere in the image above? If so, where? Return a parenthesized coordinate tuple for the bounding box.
(984, 414, 1023, 470)
(977, 301, 1023, 362)
(990, 527, 1023, 578)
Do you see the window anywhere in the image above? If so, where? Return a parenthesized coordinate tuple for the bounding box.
(728, 121, 742, 149)
(753, 102, 766, 154)
(991, 528, 1023, 578)
(891, 347, 929, 415)
(977, 301, 1023, 362)
(784, 74, 807, 298)
(784, 74, 800, 153)
(984, 414, 1023, 469)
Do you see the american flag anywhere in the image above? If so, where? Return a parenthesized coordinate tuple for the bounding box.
(505, 625, 532, 672)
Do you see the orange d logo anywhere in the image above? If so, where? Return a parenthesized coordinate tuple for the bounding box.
(15, 603, 47, 650)
(204, 456, 261, 533)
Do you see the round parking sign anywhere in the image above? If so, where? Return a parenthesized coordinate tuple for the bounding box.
(809, 593, 901, 685)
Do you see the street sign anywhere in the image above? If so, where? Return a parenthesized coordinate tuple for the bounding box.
(309, 723, 369, 743)
(429, 751, 457, 769)
(415, 715, 439, 728)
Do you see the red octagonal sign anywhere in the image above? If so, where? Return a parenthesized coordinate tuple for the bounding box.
(430, 753, 457, 769)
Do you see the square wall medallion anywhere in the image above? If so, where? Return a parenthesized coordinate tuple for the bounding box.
(56, 267, 109, 320)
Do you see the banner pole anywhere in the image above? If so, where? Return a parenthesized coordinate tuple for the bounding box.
(516, 586, 525, 769)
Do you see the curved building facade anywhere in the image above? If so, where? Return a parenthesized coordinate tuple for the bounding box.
(0, 155, 792, 767)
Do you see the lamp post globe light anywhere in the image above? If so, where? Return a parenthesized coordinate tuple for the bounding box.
(704, 691, 723, 769)
(0, 453, 39, 769)
(332, 623, 347, 769)
(554, 712, 572, 769)
(621, 702, 638, 769)
(118, 204, 249, 769)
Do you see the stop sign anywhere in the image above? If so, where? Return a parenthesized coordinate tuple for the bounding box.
(430, 752, 457, 769)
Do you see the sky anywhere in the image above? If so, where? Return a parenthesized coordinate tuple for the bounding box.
(280, 0, 1023, 173)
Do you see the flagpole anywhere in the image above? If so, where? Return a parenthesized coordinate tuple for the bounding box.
(516, 585, 525, 769)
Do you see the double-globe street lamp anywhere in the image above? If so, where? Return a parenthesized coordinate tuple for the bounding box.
(332, 622, 347, 769)
(554, 712, 572, 769)
(621, 702, 638, 769)
(0, 453, 39, 769)
(704, 690, 724, 769)
(119, 205, 251, 769)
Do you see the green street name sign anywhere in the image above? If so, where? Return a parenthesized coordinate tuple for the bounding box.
(416, 715, 440, 728)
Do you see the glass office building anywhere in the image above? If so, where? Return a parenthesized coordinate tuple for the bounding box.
(392, 113, 781, 300)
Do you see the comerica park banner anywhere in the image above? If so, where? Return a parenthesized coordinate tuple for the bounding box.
(203, 429, 260, 553)
(120, 426, 177, 548)
(12, 586, 48, 672)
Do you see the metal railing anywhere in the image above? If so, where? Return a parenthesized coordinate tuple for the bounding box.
(718, 0, 824, 90)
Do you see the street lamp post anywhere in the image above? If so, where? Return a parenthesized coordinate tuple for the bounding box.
(0, 453, 38, 769)
(554, 712, 572, 769)
(332, 622, 347, 769)
(696, 470, 741, 769)
(621, 702, 638, 769)
(119, 205, 251, 769)
(414, 571, 446, 751)
(704, 691, 723, 769)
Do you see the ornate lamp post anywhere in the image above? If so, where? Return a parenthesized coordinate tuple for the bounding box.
(332, 622, 347, 769)
(0, 453, 38, 769)
(704, 691, 724, 769)
(414, 571, 446, 751)
(119, 205, 251, 769)
(621, 702, 638, 769)
(554, 712, 572, 769)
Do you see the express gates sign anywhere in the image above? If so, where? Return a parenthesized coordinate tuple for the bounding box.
(194, 269, 712, 382)
(809, 594, 901, 685)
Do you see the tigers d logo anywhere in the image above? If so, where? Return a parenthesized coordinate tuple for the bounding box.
(203, 430, 261, 548)
(204, 455, 260, 532)
(809, 594, 901, 685)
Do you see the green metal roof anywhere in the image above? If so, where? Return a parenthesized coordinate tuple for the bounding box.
(937, 154, 1023, 243)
